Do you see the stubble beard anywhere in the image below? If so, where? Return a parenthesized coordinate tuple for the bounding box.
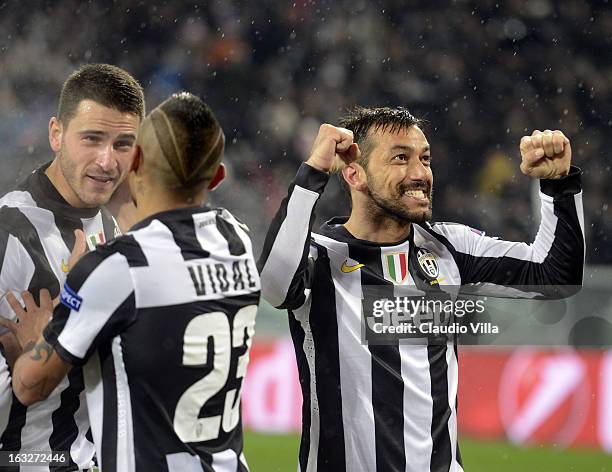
(366, 174, 433, 225)
(58, 146, 114, 208)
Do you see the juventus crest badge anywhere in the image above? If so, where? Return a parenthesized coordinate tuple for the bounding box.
(415, 247, 439, 281)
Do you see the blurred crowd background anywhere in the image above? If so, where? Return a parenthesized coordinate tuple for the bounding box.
(1, 0, 610, 261)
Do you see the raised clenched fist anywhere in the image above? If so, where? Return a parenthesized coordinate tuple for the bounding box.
(306, 124, 360, 173)
(520, 129, 571, 180)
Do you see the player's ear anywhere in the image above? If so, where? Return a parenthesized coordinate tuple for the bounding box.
(342, 163, 367, 192)
(49, 117, 62, 153)
(208, 163, 226, 191)
(131, 145, 142, 173)
(127, 148, 142, 205)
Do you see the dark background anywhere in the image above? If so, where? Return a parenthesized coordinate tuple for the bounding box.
(1, 0, 610, 261)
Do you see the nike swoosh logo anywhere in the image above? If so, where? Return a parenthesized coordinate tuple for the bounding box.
(61, 259, 69, 273)
(341, 260, 365, 273)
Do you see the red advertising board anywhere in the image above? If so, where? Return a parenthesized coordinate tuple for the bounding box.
(459, 348, 612, 452)
(242, 339, 612, 453)
(242, 338, 303, 432)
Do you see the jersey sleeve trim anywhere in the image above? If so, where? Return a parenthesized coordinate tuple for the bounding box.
(43, 329, 84, 366)
(294, 163, 330, 194)
(539, 165, 582, 199)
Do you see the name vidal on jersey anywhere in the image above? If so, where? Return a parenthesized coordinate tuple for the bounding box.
(188, 259, 257, 296)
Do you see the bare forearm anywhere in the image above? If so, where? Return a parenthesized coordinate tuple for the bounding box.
(0, 332, 22, 370)
(12, 336, 69, 405)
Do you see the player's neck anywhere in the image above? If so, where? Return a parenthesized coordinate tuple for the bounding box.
(344, 206, 411, 244)
(134, 191, 205, 224)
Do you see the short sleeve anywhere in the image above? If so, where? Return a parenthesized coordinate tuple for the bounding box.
(44, 249, 136, 366)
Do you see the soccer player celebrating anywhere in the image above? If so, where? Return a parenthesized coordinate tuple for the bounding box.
(0, 64, 144, 470)
(258, 107, 584, 472)
(7, 93, 259, 471)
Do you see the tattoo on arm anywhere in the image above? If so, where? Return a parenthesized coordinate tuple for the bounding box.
(15, 340, 67, 401)
(25, 340, 54, 365)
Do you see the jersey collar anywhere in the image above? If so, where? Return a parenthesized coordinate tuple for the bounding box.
(129, 205, 215, 232)
(320, 216, 414, 247)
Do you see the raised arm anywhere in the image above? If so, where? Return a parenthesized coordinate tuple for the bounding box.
(258, 124, 358, 309)
(434, 129, 584, 298)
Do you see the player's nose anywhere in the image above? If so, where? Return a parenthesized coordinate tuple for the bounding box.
(406, 157, 429, 182)
(95, 145, 117, 172)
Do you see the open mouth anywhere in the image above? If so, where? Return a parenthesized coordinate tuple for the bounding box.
(403, 189, 429, 202)
(87, 175, 114, 184)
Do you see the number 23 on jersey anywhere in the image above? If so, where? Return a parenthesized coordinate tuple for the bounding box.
(173, 305, 257, 443)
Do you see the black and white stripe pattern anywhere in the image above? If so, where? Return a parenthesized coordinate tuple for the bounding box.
(258, 163, 584, 472)
(44, 206, 260, 472)
(0, 163, 116, 471)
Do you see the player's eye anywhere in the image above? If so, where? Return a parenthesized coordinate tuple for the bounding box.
(114, 141, 134, 151)
(421, 155, 432, 165)
(82, 135, 101, 143)
(393, 154, 408, 162)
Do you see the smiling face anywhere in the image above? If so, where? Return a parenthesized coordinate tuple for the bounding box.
(49, 99, 140, 208)
(360, 125, 433, 223)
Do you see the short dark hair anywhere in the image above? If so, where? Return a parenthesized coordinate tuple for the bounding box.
(337, 106, 424, 192)
(150, 92, 225, 192)
(339, 106, 423, 165)
(58, 63, 145, 125)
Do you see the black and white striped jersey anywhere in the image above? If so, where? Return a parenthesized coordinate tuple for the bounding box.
(44, 206, 261, 472)
(258, 163, 584, 472)
(0, 162, 117, 471)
